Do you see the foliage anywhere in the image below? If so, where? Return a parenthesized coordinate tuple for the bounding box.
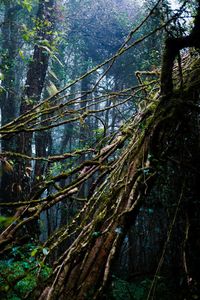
(110, 276, 177, 300)
(17, 0, 35, 12)
(0, 244, 52, 299)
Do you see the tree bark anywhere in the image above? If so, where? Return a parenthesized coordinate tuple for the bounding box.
(0, 3, 21, 203)
(16, 0, 55, 200)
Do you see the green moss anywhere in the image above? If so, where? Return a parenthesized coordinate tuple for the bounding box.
(15, 275, 37, 295)
(0, 244, 52, 299)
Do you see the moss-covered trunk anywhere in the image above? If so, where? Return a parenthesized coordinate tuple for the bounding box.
(39, 23, 200, 300)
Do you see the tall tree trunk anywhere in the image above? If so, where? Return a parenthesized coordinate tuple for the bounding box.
(0, 3, 21, 202)
(17, 0, 55, 200)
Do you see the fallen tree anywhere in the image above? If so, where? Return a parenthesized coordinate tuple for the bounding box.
(38, 2, 200, 298)
(0, 1, 200, 299)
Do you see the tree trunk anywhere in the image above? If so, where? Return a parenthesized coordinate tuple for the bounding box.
(17, 0, 55, 200)
(0, 3, 21, 202)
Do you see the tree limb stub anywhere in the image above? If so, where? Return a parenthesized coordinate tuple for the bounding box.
(161, 2, 200, 96)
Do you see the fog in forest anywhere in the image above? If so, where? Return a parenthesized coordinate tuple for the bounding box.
(0, 1, 200, 299)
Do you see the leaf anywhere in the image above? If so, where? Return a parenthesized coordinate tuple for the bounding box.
(21, 23, 27, 31)
(22, 261, 30, 269)
(0, 72, 4, 81)
(143, 167, 150, 175)
(0, 86, 6, 94)
(0, 216, 9, 223)
(18, 0, 33, 12)
(2, 160, 14, 173)
(0, 216, 16, 228)
(31, 248, 38, 257)
(25, 98, 34, 105)
(42, 248, 49, 256)
(47, 81, 58, 96)
(115, 227, 123, 234)
(22, 33, 30, 42)
(19, 50, 25, 60)
(48, 69, 59, 81)
(92, 231, 101, 238)
(52, 54, 64, 67)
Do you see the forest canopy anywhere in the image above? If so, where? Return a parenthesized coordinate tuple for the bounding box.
(0, 0, 200, 299)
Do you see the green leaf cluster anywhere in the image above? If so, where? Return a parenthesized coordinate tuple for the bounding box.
(0, 243, 52, 299)
(17, 0, 35, 12)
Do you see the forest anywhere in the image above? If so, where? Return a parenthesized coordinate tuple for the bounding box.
(0, 0, 200, 299)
